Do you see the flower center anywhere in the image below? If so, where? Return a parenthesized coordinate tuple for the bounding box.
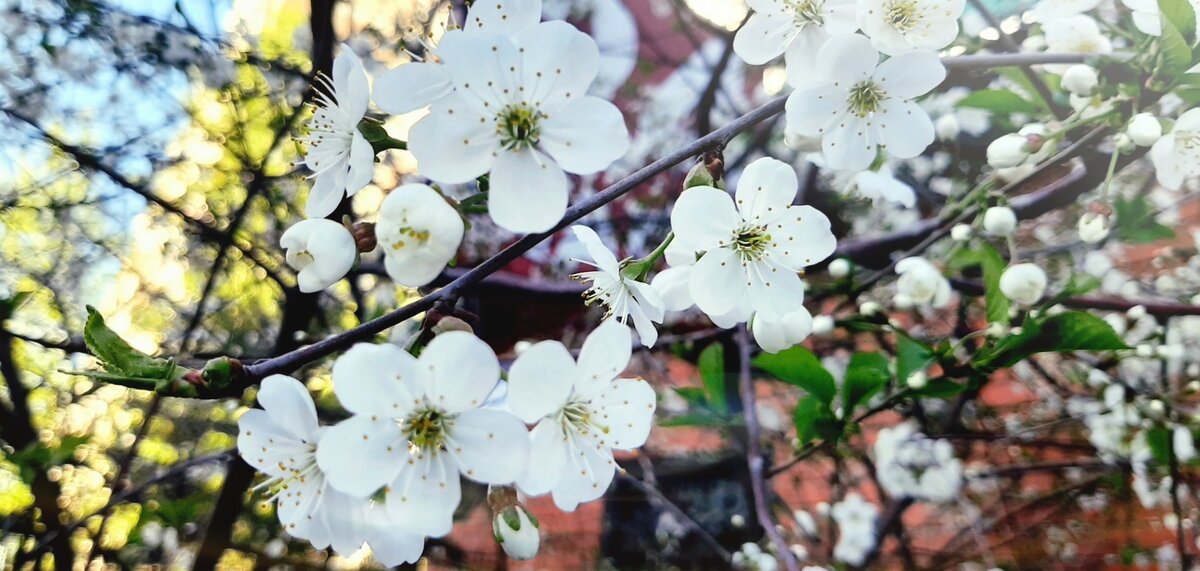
(403, 407, 451, 451)
(387, 226, 431, 252)
(560, 401, 608, 436)
(883, 0, 920, 32)
(785, 0, 825, 27)
(732, 224, 772, 261)
(293, 249, 315, 269)
(847, 81, 887, 117)
(497, 103, 544, 151)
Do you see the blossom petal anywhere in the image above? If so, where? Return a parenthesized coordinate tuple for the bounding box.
(822, 114, 876, 171)
(257, 374, 319, 442)
(540, 96, 629, 174)
(595, 379, 656, 450)
(733, 10, 799, 65)
(374, 62, 454, 114)
(689, 247, 745, 317)
(785, 83, 847, 136)
(747, 260, 806, 317)
(408, 96, 499, 184)
(445, 408, 531, 484)
(464, 0, 542, 37)
(650, 265, 694, 312)
(575, 319, 632, 400)
(670, 186, 739, 253)
(237, 410, 311, 477)
(550, 431, 616, 511)
(874, 51, 946, 99)
(489, 148, 568, 233)
(768, 205, 838, 269)
(420, 331, 500, 414)
(305, 172, 344, 218)
(317, 414, 407, 497)
(385, 451, 462, 537)
(878, 99, 934, 159)
(333, 46, 369, 120)
(516, 21, 600, 110)
(331, 343, 424, 417)
(508, 340, 577, 423)
(517, 419, 570, 495)
(784, 27, 832, 87)
(735, 157, 799, 225)
(818, 33, 878, 84)
(362, 506, 426, 566)
(378, 183, 465, 287)
(571, 225, 620, 276)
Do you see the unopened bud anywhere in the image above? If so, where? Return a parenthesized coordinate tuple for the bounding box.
(859, 301, 883, 317)
(684, 152, 725, 189)
(906, 370, 928, 389)
(951, 223, 973, 242)
(1077, 213, 1110, 244)
(489, 486, 540, 561)
(812, 315, 835, 336)
(828, 258, 851, 278)
(351, 222, 377, 253)
(1127, 113, 1162, 147)
(432, 316, 474, 335)
(936, 114, 961, 141)
(983, 206, 1018, 236)
(1061, 65, 1099, 97)
(1114, 133, 1135, 153)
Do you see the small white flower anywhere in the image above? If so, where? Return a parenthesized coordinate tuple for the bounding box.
(493, 504, 541, 560)
(950, 223, 972, 241)
(281, 219, 357, 292)
(831, 493, 878, 566)
(874, 422, 962, 502)
(407, 22, 630, 233)
(300, 45, 374, 218)
(508, 321, 656, 511)
(1174, 425, 1196, 462)
(317, 335, 531, 537)
(1150, 108, 1200, 190)
(982, 206, 1017, 236)
(1042, 15, 1112, 74)
(857, 0, 965, 55)
(1077, 212, 1110, 243)
(906, 370, 928, 389)
(785, 34, 945, 171)
(1121, 0, 1165, 35)
(812, 314, 836, 335)
(734, 0, 858, 86)
(894, 256, 952, 308)
(1061, 64, 1099, 96)
(1127, 113, 1163, 146)
(571, 225, 665, 347)
(848, 164, 916, 207)
(999, 263, 1048, 306)
(860, 300, 883, 316)
(376, 183, 465, 287)
(238, 376, 425, 561)
(1028, 0, 1100, 22)
(374, 0, 543, 114)
(829, 258, 852, 278)
(667, 157, 837, 323)
(751, 306, 816, 353)
(935, 114, 960, 141)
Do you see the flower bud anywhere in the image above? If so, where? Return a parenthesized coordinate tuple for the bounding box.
(432, 316, 474, 335)
(999, 263, 1047, 306)
(987, 133, 1031, 169)
(1114, 133, 1136, 153)
(812, 315, 835, 336)
(859, 301, 883, 317)
(828, 258, 851, 278)
(489, 486, 540, 561)
(906, 370, 928, 390)
(982, 206, 1018, 236)
(1061, 65, 1099, 97)
(936, 114, 961, 141)
(351, 221, 377, 252)
(1077, 213, 1110, 244)
(951, 223, 973, 241)
(1126, 113, 1162, 147)
(684, 152, 725, 189)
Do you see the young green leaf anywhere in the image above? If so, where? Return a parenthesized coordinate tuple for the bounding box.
(698, 343, 727, 413)
(83, 306, 177, 380)
(896, 336, 936, 385)
(949, 244, 1010, 324)
(753, 345, 837, 405)
(793, 396, 842, 445)
(843, 352, 891, 411)
(955, 89, 1042, 115)
(977, 311, 1129, 368)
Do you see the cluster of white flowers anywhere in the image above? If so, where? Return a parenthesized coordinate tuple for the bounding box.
(873, 422, 963, 502)
(831, 493, 879, 566)
(237, 321, 656, 564)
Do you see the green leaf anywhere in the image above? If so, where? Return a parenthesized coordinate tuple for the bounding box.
(83, 306, 176, 380)
(994, 68, 1054, 114)
(793, 396, 842, 445)
(956, 89, 1042, 115)
(1159, 0, 1197, 43)
(1160, 19, 1196, 78)
(842, 352, 891, 411)
(673, 387, 708, 408)
(895, 336, 936, 385)
(910, 377, 968, 398)
(949, 244, 1010, 324)
(1146, 425, 1172, 466)
(1114, 194, 1176, 243)
(659, 413, 727, 428)
(753, 346, 837, 405)
(697, 343, 727, 413)
(977, 311, 1130, 368)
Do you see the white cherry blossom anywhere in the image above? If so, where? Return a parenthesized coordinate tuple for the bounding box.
(374, 0, 543, 115)
(376, 183, 465, 287)
(668, 157, 837, 323)
(571, 225, 665, 347)
(848, 164, 916, 207)
(238, 375, 423, 562)
(1150, 108, 1200, 190)
(407, 22, 630, 233)
(1028, 0, 1100, 22)
(873, 422, 962, 502)
(300, 45, 373, 218)
(508, 320, 656, 511)
(857, 0, 965, 55)
(1042, 16, 1112, 74)
(316, 335, 531, 537)
(831, 493, 879, 566)
(751, 306, 816, 353)
(999, 263, 1048, 306)
(785, 34, 945, 171)
(894, 256, 952, 308)
(733, 0, 858, 86)
(280, 219, 357, 292)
